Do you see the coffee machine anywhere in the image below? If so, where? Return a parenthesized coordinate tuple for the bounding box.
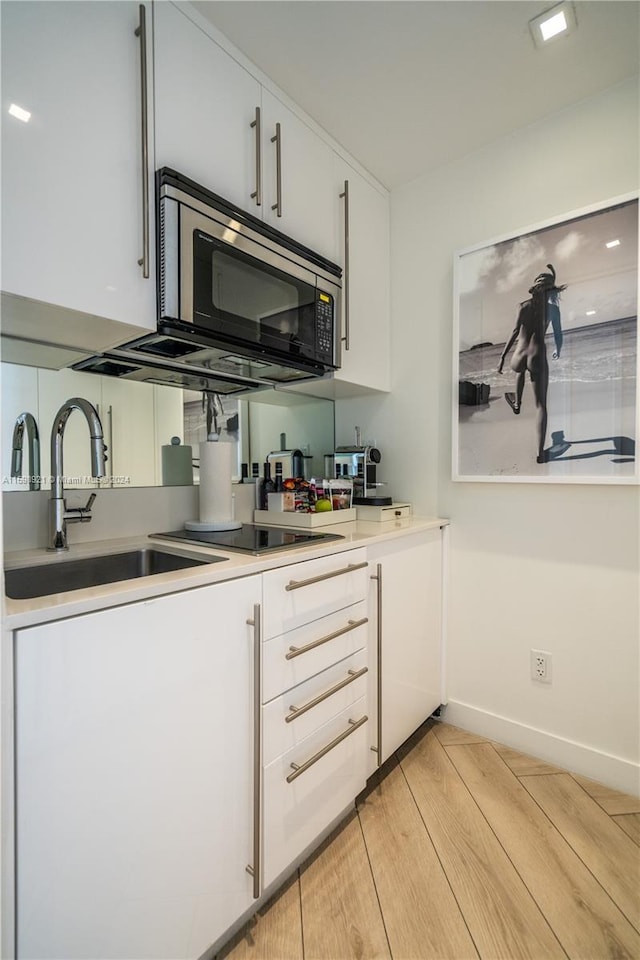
(334, 427, 392, 506)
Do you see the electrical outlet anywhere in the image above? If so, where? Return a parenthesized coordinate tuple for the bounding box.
(530, 649, 552, 684)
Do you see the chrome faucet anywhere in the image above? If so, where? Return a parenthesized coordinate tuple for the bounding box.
(49, 397, 106, 551)
(11, 411, 41, 491)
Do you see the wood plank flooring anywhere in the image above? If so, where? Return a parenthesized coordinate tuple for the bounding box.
(217, 721, 640, 960)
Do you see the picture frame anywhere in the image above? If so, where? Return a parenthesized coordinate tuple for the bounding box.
(452, 194, 638, 484)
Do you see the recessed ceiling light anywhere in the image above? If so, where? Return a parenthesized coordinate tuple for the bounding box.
(9, 103, 31, 123)
(529, 2, 577, 48)
(605, 239, 621, 249)
(586, 310, 596, 316)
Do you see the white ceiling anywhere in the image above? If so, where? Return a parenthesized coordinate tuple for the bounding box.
(192, 0, 639, 190)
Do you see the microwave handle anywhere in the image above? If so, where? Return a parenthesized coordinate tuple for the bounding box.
(134, 4, 150, 279)
(339, 179, 350, 351)
(250, 106, 262, 207)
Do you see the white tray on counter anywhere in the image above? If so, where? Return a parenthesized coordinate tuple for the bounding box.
(254, 508, 357, 528)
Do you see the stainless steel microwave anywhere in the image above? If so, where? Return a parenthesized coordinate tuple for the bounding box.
(118, 168, 343, 389)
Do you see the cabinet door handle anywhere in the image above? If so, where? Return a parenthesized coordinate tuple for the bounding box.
(285, 560, 368, 592)
(270, 122, 282, 217)
(339, 179, 350, 350)
(106, 405, 114, 485)
(245, 604, 261, 898)
(286, 617, 368, 660)
(134, 4, 150, 278)
(370, 564, 382, 767)
(250, 106, 262, 206)
(287, 716, 368, 783)
(286, 666, 368, 722)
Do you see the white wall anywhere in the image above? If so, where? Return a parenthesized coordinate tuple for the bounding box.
(336, 79, 640, 793)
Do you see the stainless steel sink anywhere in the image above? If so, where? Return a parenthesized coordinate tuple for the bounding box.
(4, 548, 226, 600)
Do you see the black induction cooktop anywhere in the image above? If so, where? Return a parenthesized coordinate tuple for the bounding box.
(151, 523, 344, 556)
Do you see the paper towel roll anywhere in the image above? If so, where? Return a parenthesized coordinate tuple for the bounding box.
(189, 440, 241, 531)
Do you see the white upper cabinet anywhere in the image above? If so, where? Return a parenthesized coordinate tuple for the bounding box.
(261, 90, 337, 262)
(333, 156, 391, 393)
(154, 7, 337, 262)
(153, 1, 261, 211)
(1, 0, 390, 393)
(0, 1, 156, 344)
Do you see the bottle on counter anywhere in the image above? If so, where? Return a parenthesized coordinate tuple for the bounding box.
(274, 462, 284, 493)
(257, 461, 274, 510)
(251, 462, 260, 483)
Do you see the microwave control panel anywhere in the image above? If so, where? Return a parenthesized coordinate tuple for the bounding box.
(316, 293, 335, 363)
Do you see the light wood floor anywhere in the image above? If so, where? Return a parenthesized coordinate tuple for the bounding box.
(217, 720, 640, 960)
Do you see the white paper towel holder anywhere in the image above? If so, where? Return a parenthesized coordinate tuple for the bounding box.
(185, 518, 242, 532)
(191, 436, 242, 531)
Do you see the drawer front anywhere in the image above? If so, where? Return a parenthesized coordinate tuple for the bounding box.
(262, 548, 368, 640)
(262, 697, 369, 888)
(386, 504, 412, 519)
(263, 649, 368, 766)
(262, 600, 368, 703)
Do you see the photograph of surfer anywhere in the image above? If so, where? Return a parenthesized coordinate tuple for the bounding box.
(498, 264, 569, 464)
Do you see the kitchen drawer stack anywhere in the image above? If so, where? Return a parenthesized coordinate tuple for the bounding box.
(261, 548, 370, 887)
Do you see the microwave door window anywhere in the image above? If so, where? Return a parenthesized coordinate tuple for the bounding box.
(193, 232, 317, 359)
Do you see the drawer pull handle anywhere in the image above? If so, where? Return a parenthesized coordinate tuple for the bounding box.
(286, 617, 368, 660)
(285, 560, 368, 592)
(286, 715, 368, 783)
(286, 666, 368, 722)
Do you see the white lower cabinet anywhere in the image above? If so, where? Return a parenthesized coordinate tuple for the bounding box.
(12, 533, 444, 958)
(262, 696, 369, 887)
(261, 547, 369, 639)
(262, 649, 369, 766)
(368, 528, 444, 769)
(15, 576, 261, 960)
(260, 549, 371, 887)
(261, 600, 369, 702)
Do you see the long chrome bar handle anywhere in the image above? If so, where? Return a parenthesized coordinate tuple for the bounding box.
(286, 617, 368, 661)
(107, 405, 114, 485)
(339, 179, 350, 350)
(371, 564, 382, 766)
(246, 604, 261, 898)
(286, 667, 368, 722)
(270, 122, 282, 217)
(135, 4, 150, 278)
(286, 716, 368, 783)
(250, 106, 262, 206)
(285, 560, 368, 592)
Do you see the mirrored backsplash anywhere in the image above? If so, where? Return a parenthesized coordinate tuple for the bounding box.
(1, 362, 335, 492)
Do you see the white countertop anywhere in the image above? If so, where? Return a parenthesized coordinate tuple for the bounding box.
(3, 516, 447, 630)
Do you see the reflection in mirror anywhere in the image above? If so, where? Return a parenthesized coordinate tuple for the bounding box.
(1, 363, 335, 492)
(1, 363, 183, 492)
(245, 391, 335, 479)
(181, 390, 241, 485)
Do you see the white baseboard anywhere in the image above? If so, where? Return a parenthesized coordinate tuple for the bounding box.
(442, 700, 640, 797)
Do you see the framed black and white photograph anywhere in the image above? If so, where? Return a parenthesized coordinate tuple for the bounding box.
(453, 194, 638, 483)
